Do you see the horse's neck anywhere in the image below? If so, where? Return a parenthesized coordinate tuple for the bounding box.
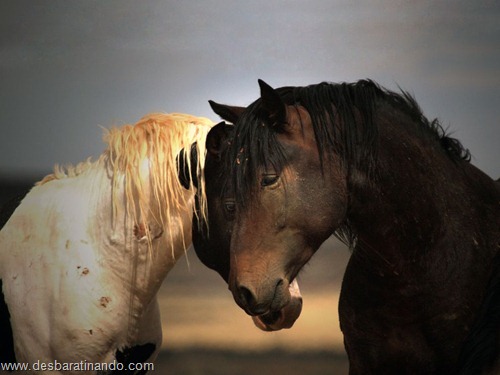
(347, 116, 499, 281)
(340, 114, 500, 371)
(91, 158, 192, 316)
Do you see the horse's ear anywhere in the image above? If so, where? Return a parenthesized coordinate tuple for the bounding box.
(206, 121, 232, 160)
(177, 143, 199, 190)
(258, 79, 286, 129)
(209, 100, 245, 124)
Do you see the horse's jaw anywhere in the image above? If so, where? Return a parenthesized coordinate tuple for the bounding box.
(251, 279, 302, 331)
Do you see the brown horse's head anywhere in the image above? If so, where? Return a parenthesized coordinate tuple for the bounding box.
(210, 80, 349, 318)
(190, 120, 302, 331)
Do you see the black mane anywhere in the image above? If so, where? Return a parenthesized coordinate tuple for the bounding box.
(228, 80, 470, 207)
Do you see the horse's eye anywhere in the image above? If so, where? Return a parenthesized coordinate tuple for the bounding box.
(223, 199, 236, 214)
(261, 174, 279, 187)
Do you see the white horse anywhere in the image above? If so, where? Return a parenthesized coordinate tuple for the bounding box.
(0, 113, 213, 373)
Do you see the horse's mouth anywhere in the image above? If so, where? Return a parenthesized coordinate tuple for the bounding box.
(259, 310, 282, 326)
(252, 310, 283, 331)
(251, 279, 303, 332)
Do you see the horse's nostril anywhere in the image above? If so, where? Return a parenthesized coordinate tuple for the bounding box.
(237, 285, 256, 309)
(237, 285, 269, 315)
(236, 279, 286, 315)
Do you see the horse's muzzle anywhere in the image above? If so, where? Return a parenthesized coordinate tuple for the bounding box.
(251, 279, 303, 331)
(234, 275, 291, 316)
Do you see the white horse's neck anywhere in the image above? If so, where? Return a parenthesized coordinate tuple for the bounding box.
(86, 157, 192, 341)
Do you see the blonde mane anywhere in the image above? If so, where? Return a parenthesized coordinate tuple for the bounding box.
(105, 112, 212, 239)
(38, 113, 214, 253)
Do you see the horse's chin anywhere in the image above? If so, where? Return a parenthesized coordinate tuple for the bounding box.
(251, 279, 303, 332)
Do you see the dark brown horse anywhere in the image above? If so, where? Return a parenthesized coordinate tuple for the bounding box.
(208, 80, 500, 374)
(180, 121, 303, 331)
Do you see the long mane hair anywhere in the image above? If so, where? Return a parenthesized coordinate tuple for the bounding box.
(227, 80, 471, 244)
(230, 80, 470, 202)
(38, 113, 214, 253)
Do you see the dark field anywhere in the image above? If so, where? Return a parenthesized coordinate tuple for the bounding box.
(155, 348, 348, 375)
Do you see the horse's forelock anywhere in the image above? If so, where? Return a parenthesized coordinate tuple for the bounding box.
(227, 80, 471, 211)
(227, 102, 287, 208)
(227, 82, 378, 207)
